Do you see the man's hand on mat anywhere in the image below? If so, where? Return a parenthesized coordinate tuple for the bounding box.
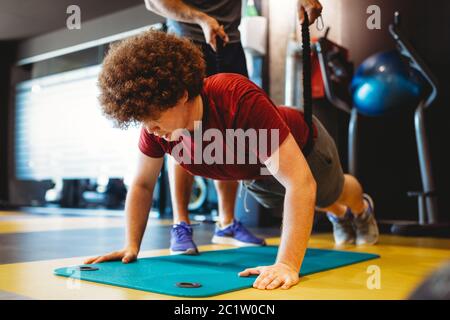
(83, 248, 138, 265)
(238, 262, 299, 290)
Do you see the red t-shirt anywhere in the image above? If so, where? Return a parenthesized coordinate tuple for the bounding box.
(138, 73, 316, 180)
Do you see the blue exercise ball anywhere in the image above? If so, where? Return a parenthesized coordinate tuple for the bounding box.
(351, 50, 424, 116)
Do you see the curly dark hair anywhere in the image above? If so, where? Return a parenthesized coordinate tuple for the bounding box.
(98, 30, 206, 129)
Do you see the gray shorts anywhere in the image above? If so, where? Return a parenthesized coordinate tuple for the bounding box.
(243, 116, 345, 209)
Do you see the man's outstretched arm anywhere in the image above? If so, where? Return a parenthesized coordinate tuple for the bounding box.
(144, 0, 228, 50)
(84, 153, 163, 264)
(239, 133, 316, 290)
(145, 0, 206, 25)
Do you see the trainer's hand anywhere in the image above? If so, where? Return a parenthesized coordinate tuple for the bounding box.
(238, 262, 300, 290)
(198, 15, 229, 52)
(84, 247, 138, 265)
(298, 0, 323, 25)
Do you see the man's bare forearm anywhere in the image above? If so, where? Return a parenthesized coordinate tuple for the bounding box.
(276, 182, 316, 272)
(145, 0, 207, 25)
(124, 184, 154, 251)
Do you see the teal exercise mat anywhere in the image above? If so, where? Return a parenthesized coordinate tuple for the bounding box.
(54, 246, 379, 297)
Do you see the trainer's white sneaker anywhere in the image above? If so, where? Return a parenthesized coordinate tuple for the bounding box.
(353, 194, 379, 245)
(327, 210, 356, 245)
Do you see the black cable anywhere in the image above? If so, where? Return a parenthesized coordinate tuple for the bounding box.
(215, 36, 224, 74)
(301, 13, 314, 155)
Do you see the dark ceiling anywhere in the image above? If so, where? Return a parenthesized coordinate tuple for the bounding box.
(0, 0, 144, 40)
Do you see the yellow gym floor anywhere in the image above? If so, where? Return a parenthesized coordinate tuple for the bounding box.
(0, 210, 449, 300)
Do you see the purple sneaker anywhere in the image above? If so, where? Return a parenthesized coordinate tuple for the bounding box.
(170, 222, 199, 255)
(211, 219, 266, 247)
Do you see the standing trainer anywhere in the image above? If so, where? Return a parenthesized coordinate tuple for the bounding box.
(144, 0, 323, 255)
(145, 0, 258, 255)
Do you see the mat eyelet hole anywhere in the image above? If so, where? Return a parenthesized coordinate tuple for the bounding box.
(176, 282, 202, 288)
(77, 266, 99, 271)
